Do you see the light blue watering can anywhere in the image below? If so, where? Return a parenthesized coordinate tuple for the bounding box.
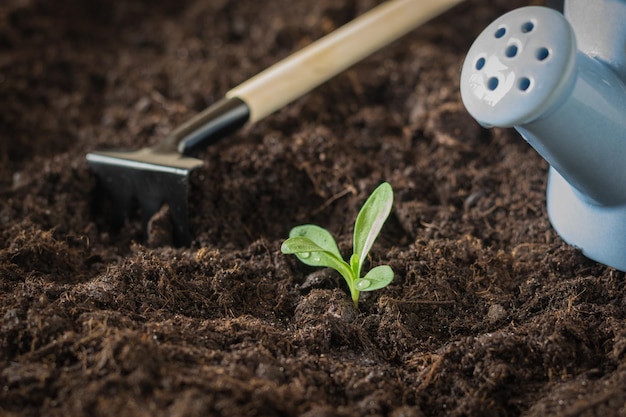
(460, 1, 626, 271)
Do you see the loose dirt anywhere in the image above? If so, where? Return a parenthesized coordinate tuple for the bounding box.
(2, 0, 625, 416)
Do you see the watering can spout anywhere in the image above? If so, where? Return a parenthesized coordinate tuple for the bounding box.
(460, 3, 626, 271)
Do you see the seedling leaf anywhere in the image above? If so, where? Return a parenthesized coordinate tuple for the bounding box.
(289, 225, 342, 260)
(281, 236, 352, 279)
(356, 265, 394, 291)
(353, 182, 394, 273)
(349, 253, 360, 279)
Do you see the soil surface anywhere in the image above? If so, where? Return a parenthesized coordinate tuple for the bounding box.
(2, 0, 625, 416)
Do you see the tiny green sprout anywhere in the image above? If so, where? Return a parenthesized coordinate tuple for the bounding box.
(281, 182, 394, 308)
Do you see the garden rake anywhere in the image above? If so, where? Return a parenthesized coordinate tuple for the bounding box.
(86, 0, 463, 246)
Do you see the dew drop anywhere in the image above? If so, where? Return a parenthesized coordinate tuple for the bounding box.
(300, 252, 311, 259)
(356, 280, 372, 290)
(312, 256, 321, 262)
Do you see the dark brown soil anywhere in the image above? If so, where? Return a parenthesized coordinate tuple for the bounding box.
(2, 0, 625, 416)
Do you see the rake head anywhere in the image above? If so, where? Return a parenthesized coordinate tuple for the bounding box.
(86, 148, 203, 246)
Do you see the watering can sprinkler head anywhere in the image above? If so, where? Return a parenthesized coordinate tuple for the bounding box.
(460, 1, 626, 271)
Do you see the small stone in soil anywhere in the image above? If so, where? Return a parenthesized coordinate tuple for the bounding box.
(487, 303, 507, 324)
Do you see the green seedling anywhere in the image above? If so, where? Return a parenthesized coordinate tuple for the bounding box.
(281, 182, 394, 308)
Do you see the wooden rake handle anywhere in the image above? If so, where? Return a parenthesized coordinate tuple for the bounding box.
(173, 0, 463, 154)
(228, 0, 463, 123)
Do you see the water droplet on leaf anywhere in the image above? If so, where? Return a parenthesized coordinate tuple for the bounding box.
(312, 256, 321, 262)
(356, 279, 371, 290)
(300, 252, 311, 259)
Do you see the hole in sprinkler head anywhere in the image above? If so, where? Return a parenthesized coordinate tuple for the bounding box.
(536, 47, 549, 61)
(521, 22, 534, 33)
(495, 27, 506, 38)
(487, 77, 499, 91)
(505, 44, 518, 58)
(475, 57, 486, 70)
(518, 77, 531, 91)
